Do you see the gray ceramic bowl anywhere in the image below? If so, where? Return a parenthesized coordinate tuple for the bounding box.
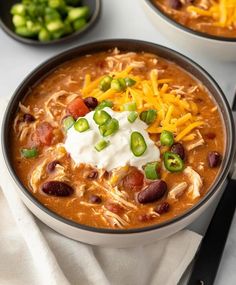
(1, 40, 235, 247)
(0, 0, 101, 46)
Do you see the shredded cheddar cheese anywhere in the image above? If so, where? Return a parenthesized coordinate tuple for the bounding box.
(187, 0, 236, 28)
(81, 67, 205, 142)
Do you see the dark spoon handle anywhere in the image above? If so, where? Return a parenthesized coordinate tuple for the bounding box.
(187, 179, 236, 285)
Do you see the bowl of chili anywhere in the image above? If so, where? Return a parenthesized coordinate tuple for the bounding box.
(1, 39, 235, 247)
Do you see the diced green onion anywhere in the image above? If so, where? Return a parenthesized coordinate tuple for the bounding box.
(11, 4, 25, 16)
(160, 130, 174, 147)
(46, 19, 64, 32)
(164, 152, 184, 172)
(123, 102, 136, 111)
(93, 110, 111, 126)
(12, 15, 26, 27)
(15, 27, 38, 37)
(95, 100, 113, 110)
(21, 148, 38, 158)
(111, 78, 126, 92)
(73, 18, 87, 31)
(67, 6, 89, 22)
(38, 28, 51, 42)
(130, 131, 147, 157)
(63, 116, 75, 131)
(10, 1, 90, 42)
(74, 118, 90, 132)
(140, 109, 157, 124)
(44, 7, 61, 22)
(26, 21, 42, 33)
(144, 162, 160, 180)
(127, 111, 138, 123)
(94, 139, 110, 152)
(99, 76, 113, 92)
(124, 77, 136, 87)
(99, 118, 119, 137)
(48, 0, 65, 9)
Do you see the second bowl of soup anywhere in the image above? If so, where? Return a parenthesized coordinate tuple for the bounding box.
(142, 0, 236, 61)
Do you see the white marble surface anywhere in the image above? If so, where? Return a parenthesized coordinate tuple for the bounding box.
(0, 0, 235, 284)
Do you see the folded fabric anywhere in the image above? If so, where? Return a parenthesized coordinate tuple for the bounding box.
(0, 98, 202, 285)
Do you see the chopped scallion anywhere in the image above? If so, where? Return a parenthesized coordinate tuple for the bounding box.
(95, 100, 113, 110)
(63, 116, 75, 131)
(123, 102, 136, 111)
(94, 139, 110, 152)
(127, 111, 138, 123)
(74, 118, 90, 132)
(99, 118, 119, 137)
(93, 110, 111, 126)
(144, 162, 160, 180)
(124, 77, 136, 87)
(21, 148, 38, 158)
(140, 109, 157, 124)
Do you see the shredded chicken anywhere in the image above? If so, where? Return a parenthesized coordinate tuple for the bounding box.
(171, 85, 186, 96)
(44, 90, 79, 127)
(75, 183, 86, 198)
(52, 164, 67, 181)
(45, 143, 67, 160)
(112, 52, 137, 59)
(184, 166, 203, 199)
(130, 61, 145, 68)
(19, 102, 30, 113)
(103, 208, 129, 228)
(92, 181, 137, 210)
(109, 187, 137, 209)
(168, 182, 188, 200)
(30, 159, 49, 193)
(186, 130, 205, 151)
(187, 86, 199, 94)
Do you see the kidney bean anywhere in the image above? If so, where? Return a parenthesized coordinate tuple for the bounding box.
(204, 132, 216, 140)
(86, 170, 98, 180)
(42, 181, 74, 197)
(123, 169, 144, 191)
(208, 151, 221, 168)
(47, 160, 60, 173)
(84, 97, 98, 110)
(168, 0, 182, 9)
(155, 202, 170, 215)
(96, 60, 106, 69)
(138, 214, 154, 222)
(89, 195, 102, 204)
(105, 203, 123, 214)
(23, 113, 35, 123)
(137, 180, 167, 204)
(171, 143, 185, 160)
(102, 170, 110, 180)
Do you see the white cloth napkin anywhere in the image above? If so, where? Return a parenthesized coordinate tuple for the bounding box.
(0, 98, 202, 285)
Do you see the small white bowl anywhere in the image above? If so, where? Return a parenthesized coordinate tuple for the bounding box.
(142, 0, 236, 61)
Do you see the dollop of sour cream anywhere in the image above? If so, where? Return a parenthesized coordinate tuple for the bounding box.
(64, 108, 160, 171)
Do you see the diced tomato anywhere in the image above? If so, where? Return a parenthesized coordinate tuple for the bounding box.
(67, 97, 90, 119)
(37, 122, 53, 146)
(123, 169, 144, 191)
